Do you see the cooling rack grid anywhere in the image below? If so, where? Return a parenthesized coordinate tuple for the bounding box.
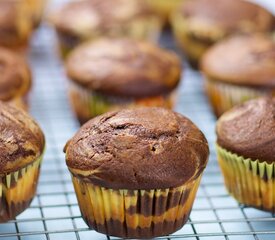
(0, 0, 275, 239)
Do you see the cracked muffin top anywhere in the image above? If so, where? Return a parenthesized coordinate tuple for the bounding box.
(50, 0, 155, 37)
(64, 107, 209, 189)
(0, 101, 45, 173)
(66, 38, 181, 98)
(177, 0, 274, 41)
(201, 34, 275, 87)
(0, 47, 31, 101)
(216, 97, 275, 163)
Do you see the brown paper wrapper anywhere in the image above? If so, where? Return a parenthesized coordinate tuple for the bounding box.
(0, 155, 43, 222)
(68, 81, 176, 124)
(217, 144, 275, 212)
(205, 78, 274, 117)
(71, 175, 201, 238)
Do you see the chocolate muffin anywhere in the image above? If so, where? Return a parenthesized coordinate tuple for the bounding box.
(50, 0, 162, 58)
(201, 34, 275, 117)
(64, 107, 209, 238)
(66, 38, 181, 124)
(0, 47, 32, 110)
(171, 0, 274, 68)
(0, 101, 45, 222)
(216, 97, 275, 212)
(0, 1, 33, 50)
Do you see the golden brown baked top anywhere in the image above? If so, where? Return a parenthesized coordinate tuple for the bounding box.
(178, 0, 273, 40)
(64, 107, 209, 190)
(0, 1, 19, 31)
(0, 102, 45, 173)
(66, 38, 181, 97)
(0, 47, 31, 100)
(201, 34, 275, 87)
(50, 0, 154, 36)
(0, 1, 32, 48)
(217, 97, 275, 163)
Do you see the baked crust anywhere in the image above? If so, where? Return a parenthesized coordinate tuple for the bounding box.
(0, 47, 31, 100)
(216, 97, 275, 163)
(66, 38, 181, 98)
(0, 1, 32, 48)
(50, 0, 154, 37)
(0, 102, 45, 173)
(65, 107, 209, 189)
(201, 34, 275, 87)
(178, 0, 274, 41)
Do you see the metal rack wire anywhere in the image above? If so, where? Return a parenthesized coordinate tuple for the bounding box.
(1, 1, 275, 239)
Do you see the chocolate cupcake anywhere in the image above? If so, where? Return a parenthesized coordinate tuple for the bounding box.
(171, 0, 274, 68)
(216, 97, 275, 212)
(50, 0, 162, 58)
(64, 107, 209, 238)
(201, 34, 275, 117)
(0, 1, 33, 50)
(145, 0, 185, 25)
(0, 101, 45, 222)
(0, 47, 32, 110)
(66, 38, 181, 124)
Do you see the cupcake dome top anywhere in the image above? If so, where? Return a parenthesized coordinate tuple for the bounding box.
(216, 97, 275, 163)
(0, 47, 31, 101)
(0, 102, 45, 173)
(66, 38, 181, 98)
(178, 0, 273, 39)
(201, 34, 275, 87)
(50, 0, 154, 36)
(64, 107, 209, 189)
(0, 2, 18, 30)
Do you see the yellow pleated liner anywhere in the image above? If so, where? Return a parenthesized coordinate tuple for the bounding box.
(71, 174, 201, 238)
(25, 0, 47, 28)
(204, 78, 274, 117)
(0, 154, 43, 222)
(145, 0, 184, 22)
(171, 12, 221, 67)
(8, 94, 29, 112)
(216, 144, 275, 212)
(68, 81, 176, 123)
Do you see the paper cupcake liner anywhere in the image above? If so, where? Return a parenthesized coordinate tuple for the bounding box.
(146, 0, 184, 22)
(57, 32, 82, 59)
(171, 14, 214, 68)
(57, 17, 161, 59)
(216, 145, 275, 212)
(26, 0, 47, 28)
(205, 78, 274, 117)
(8, 95, 29, 112)
(71, 175, 201, 238)
(68, 81, 176, 124)
(0, 155, 43, 222)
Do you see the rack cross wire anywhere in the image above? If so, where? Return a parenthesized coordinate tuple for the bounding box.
(0, 1, 275, 239)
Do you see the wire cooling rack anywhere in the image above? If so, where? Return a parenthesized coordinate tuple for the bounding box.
(1, 1, 275, 239)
